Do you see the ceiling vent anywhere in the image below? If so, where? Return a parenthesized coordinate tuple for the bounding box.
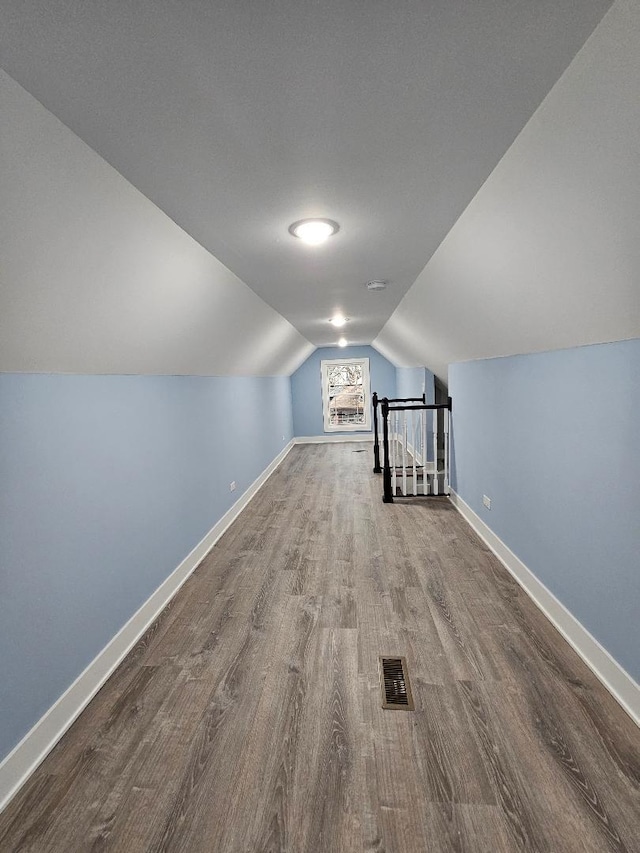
(366, 280, 387, 291)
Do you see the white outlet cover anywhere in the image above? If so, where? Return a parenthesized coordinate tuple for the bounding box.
(482, 494, 491, 509)
(230, 481, 236, 491)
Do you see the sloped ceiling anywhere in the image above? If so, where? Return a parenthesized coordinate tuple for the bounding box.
(0, 0, 615, 366)
(374, 0, 640, 380)
(0, 71, 313, 376)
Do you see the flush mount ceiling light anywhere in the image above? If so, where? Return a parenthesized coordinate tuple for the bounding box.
(288, 218, 339, 246)
(338, 337, 348, 348)
(329, 314, 349, 327)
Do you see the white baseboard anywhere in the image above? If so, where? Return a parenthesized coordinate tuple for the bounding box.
(449, 489, 640, 727)
(0, 439, 296, 814)
(294, 434, 373, 444)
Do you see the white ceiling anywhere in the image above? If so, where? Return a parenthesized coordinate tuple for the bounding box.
(0, 70, 314, 376)
(375, 0, 640, 379)
(0, 0, 614, 352)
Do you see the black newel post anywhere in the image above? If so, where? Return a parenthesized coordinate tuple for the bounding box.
(372, 392, 382, 473)
(381, 398, 393, 503)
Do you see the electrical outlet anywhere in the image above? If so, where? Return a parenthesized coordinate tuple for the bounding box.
(229, 481, 236, 492)
(282, 434, 286, 441)
(482, 494, 491, 510)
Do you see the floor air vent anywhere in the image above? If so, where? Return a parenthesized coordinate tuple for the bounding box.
(379, 656, 414, 710)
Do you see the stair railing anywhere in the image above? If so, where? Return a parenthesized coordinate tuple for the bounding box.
(378, 396, 452, 503)
(372, 392, 425, 474)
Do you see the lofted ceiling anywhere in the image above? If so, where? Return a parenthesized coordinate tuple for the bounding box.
(375, 0, 640, 379)
(0, 69, 314, 376)
(0, 0, 615, 358)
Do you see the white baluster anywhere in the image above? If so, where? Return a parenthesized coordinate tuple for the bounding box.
(412, 410, 417, 495)
(402, 411, 407, 496)
(432, 408, 439, 496)
(391, 411, 397, 495)
(443, 406, 450, 495)
(422, 407, 429, 494)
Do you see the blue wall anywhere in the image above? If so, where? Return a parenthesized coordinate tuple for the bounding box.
(395, 366, 435, 405)
(449, 339, 640, 680)
(0, 373, 293, 761)
(395, 366, 436, 460)
(291, 346, 396, 437)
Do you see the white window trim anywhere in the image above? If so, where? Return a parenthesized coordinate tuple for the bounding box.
(320, 357, 371, 433)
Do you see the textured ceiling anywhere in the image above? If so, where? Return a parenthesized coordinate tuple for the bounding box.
(0, 0, 613, 351)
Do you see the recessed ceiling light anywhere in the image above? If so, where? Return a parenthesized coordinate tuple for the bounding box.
(329, 314, 349, 327)
(366, 279, 387, 291)
(338, 337, 348, 348)
(289, 218, 339, 246)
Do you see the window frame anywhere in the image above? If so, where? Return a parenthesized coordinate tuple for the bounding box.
(320, 357, 372, 433)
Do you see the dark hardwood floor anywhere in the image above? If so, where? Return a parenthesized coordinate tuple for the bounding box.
(1, 443, 638, 852)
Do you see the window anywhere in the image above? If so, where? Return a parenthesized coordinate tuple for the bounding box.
(321, 358, 371, 432)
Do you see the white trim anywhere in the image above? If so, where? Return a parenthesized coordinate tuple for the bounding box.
(391, 432, 436, 478)
(320, 357, 371, 433)
(448, 489, 640, 727)
(409, 446, 437, 474)
(294, 434, 373, 444)
(0, 439, 296, 814)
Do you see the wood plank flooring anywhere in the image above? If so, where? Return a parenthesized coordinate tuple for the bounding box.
(1, 443, 638, 852)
